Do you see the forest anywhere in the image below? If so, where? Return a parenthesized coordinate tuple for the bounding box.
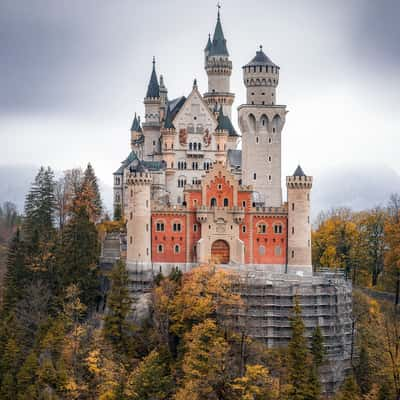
(0, 165, 399, 399)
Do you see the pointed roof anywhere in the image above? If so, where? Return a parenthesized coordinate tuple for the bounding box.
(216, 106, 239, 137)
(244, 45, 277, 68)
(209, 9, 229, 56)
(131, 113, 139, 131)
(163, 105, 175, 129)
(205, 34, 212, 52)
(293, 165, 306, 177)
(146, 57, 160, 98)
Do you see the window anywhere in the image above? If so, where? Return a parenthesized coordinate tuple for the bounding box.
(223, 198, 229, 207)
(242, 201, 246, 207)
(173, 222, 182, 232)
(253, 173, 257, 180)
(153, 140, 156, 146)
(210, 198, 217, 207)
(130, 212, 133, 220)
(275, 245, 282, 256)
(259, 245, 266, 256)
(274, 224, 283, 234)
(268, 175, 272, 181)
(218, 184, 222, 190)
(193, 224, 198, 232)
(174, 244, 180, 254)
(130, 236, 132, 244)
(157, 244, 164, 253)
(291, 250, 295, 258)
(131, 189, 133, 197)
(268, 156, 272, 162)
(146, 224, 149, 232)
(257, 223, 267, 234)
(268, 137, 272, 143)
(189, 143, 192, 150)
(194, 143, 197, 151)
(256, 136, 259, 144)
(156, 222, 165, 232)
(242, 225, 246, 233)
(292, 226, 295, 234)
(292, 203, 295, 211)
(273, 127, 276, 133)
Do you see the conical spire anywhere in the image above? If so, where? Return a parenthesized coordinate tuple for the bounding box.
(205, 33, 212, 52)
(293, 165, 306, 177)
(131, 113, 139, 131)
(210, 7, 229, 56)
(146, 57, 160, 98)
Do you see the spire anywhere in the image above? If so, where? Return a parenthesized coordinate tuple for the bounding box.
(146, 57, 160, 98)
(193, 78, 198, 89)
(205, 33, 212, 52)
(293, 165, 306, 177)
(163, 105, 175, 129)
(131, 113, 139, 131)
(210, 5, 229, 56)
(216, 106, 238, 136)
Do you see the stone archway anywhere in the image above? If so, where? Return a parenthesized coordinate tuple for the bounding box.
(211, 240, 230, 264)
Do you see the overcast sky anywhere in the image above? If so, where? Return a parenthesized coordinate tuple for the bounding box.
(1, 0, 400, 192)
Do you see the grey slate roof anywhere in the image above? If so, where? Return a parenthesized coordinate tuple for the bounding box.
(227, 149, 242, 168)
(146, 58, 160, 98)
(209, 11, 229, 56)
(205, 34, 212, 52)
(114, 150, 166, 175)
(131, 113, 142, 132)
(244, 46, 277, 68)
(293, 165, 306, 177)
(114, 151, 139, 175)
(216, 107, 239, 137)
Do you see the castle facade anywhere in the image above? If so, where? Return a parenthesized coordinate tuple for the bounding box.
(114, 9, 313, 276)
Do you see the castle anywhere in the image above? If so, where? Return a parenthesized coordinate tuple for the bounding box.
(114, 9, 313, 275)
(108, 8, 352, 394)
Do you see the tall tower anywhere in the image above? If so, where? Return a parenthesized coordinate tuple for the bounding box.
(238, 46, 286, 207)
(286, 166, 313, 275)
(143, 57, 161, 160)
(203, 8, 234, 119)
(126, 168, 152, 267)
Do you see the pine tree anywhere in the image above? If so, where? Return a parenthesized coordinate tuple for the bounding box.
(311, 325, 325, 369)
(81, 163, 103, 222)
(355, 345, 372, 395)
(287, 296, 319, 400)
(17, 351, 39, 399)
(335, 375, 361, 400)
(2, 229, 28, 316)
(59, 205, 100, 308)
(103, 261, 134, 355)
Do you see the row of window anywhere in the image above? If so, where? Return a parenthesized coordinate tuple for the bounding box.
(258, 245, 282, 257)
(255, 135, 274, 144)
(252, 173, 272, 182)
(155, 222, 183, 232)
(177, 161, 213, 170)
(253, 223, 283, 234)
(157, 244, 181, 254)
(188, 142, 202, 151)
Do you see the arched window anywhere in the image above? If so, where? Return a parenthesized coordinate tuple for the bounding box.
(172, 222, 182, 232)
(210, 198, 217, 207)
(157, 244, 164, 253)
(156, 221, 165, 232)
(194, 143, 197, 150)
(174, 244, 180, 254)
(275, 246, 282, 256)
(274, 224, 283, 234)
(223, 198, 229, 207)
(257, 223, 267, 234)
(259, 245, 266, 256)
(242, 225, 246, 233)
(248, 114, 256, 131)
(189, 143, 192, 150)
(198, 143, 201, 150)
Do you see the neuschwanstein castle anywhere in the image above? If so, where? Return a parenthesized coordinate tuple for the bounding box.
(113, 8, 313, 275)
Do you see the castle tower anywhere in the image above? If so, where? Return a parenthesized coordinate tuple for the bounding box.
(286, 166, 313, 275)
(203, 8, 235, 119)
(159, 74, 168, 121)
(238, 46, 286, 207)
(130, 113, 144, 160)
(126, 169, 152, 266)
(143, 57, 161, 160)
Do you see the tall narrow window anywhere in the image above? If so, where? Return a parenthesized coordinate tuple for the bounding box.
(223, 198, 229, 207)
(210, 198, 217, 207)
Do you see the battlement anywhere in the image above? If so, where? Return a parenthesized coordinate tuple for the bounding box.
(286, 175, 313, 188)
(126, 172, 152, 185)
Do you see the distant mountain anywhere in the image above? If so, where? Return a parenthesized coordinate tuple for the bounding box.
(312, 164, 400, 217)
(0, 165, 113, 214)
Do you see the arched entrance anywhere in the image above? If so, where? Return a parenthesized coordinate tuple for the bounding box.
(211, 240, 230, 264)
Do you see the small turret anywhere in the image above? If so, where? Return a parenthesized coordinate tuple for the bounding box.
(203, 7, 235, 118)
(126, 166, 153, 267)
(143, 58, 162, 159)
(204, 33, 212, 65)
(286, 166, 313, 275)
(243, 45, 280, 106)
(159, 74, 168, 119)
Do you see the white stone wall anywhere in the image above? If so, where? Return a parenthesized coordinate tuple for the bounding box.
(287, 175, 313, 274)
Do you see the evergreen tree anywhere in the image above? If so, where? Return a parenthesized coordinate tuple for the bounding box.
(103, 261, 134, 355)
(81, 163, 103, 222)
(287, 296, 319, 400)
(59, 205, 100, 308)
(16, 351, 39, 399)
(335, 375, 361, 400)
(355, 345, 373, 395)
(23, 166, 57, 242)
(2, 229, 28, 316)
(311, 325, 325, 369)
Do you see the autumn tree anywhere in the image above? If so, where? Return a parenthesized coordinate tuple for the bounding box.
(335, 375, 361, 400)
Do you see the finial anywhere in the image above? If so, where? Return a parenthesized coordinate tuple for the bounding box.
(152, 56, 156, 68)
(260, 45, 263, 51)
(193, 78, 198, 89)
(217, 1, 221, 18)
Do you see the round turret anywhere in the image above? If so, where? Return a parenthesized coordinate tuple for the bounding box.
(243, 46, 280, 106)
(126, 170, 152, 267)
